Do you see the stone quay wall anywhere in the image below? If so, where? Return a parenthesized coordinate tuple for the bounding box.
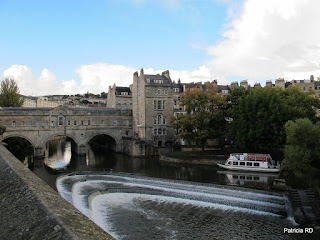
(0, 144, 115, 240)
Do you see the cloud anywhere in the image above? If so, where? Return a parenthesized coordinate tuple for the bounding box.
(2, 65, 80, 96)
(207, 0, 320, 81)
(2, 63, 223, 95)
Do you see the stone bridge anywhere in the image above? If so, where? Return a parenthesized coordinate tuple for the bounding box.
(0, 106, 133, 157)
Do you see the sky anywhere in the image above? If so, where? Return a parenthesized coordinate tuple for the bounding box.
(1, 0, 320, 95)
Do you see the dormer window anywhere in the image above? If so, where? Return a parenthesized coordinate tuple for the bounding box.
(155, 79, 163, 84)
(121, 92, 128, 95)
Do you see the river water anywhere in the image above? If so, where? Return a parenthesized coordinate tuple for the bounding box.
(29, 138, 311, 240)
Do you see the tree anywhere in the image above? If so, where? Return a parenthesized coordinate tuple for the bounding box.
(173, 84, 227, 150)
(228, 87, 289, 152)
(100, 92, 108, 98)
(281, 85, 320, 122)
(228, 85, 320, 153)
(0, 78, 24, 107)
(282, 118, 320, 176)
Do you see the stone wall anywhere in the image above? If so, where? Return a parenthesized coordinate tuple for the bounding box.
(0, 144, 115, 240)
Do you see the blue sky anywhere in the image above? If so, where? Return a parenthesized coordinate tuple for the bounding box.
(1, 0, 228, 80)
(1, 0, 320, 95)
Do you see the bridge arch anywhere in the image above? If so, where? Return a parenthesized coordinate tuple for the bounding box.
(41, 134, 79, 150)
(86, 133, 119, 152)
(2, 134, 35, 149)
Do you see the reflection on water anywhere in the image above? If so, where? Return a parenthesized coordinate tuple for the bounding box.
(45, 139, 72, 169)
(31, 138, 279, 193)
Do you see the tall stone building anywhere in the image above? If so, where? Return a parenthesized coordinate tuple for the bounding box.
(132, 69, 174, 147)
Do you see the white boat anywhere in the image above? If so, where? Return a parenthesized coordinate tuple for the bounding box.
(217, 153, 280, 173)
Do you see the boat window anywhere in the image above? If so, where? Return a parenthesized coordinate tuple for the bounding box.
(239, 176, 245, 179)
(247, 176, 253, 180)
(254, 163, 259, 167)
(254, 176, 260, 180)
(240, 162, 245, 166)
(233, 175, 238, 179)
(232, 162, 238, 165)
(246, 162, 252, 166)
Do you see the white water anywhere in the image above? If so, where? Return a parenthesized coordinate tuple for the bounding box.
(56, 172, 295, 240)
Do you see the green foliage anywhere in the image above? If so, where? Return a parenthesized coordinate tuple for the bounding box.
(100, 92, 108, 98)
(0, 78, 24, 107)
(281, 118, 320, 175)
(229, 86, 320, 153)
(230, 87, 288, 152)
(281, 85, 320, 122)
(173, 84, 227, 150)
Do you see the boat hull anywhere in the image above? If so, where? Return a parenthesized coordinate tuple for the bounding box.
(217, 162, 280, 173)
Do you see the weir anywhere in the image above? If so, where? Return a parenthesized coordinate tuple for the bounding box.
(57, 172, 295, 239)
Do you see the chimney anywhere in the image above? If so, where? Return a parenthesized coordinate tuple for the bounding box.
(162, 70, 170, 80)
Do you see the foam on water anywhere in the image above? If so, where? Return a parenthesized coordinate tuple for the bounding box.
(56, 172, 293, 239)
(90, 192, 282, 240)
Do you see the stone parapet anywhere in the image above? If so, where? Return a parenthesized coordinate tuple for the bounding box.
(0, 144, 115, 240)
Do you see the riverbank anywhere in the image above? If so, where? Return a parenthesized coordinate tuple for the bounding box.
(159, 150, 226, 166)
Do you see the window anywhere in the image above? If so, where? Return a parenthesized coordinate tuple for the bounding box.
(114, 120, 117, 125)
(162, 128, 166, 135)
(130, 100, 132, 105)
(158, 128, 162, 135)
(246, 162, 252, 166)
(101, 120, 104, 125)
(157, 89, 161, 95)
(174, 100, 177, 106)
(240, 162, 245, 166)
(154, 128, 157, 135)
(154, 118, 157, 125)
(158, 115, 163, 125)
(178, 96, 181, 101)
(222, 90, 229, 94)
(29, 121, 32, 126)
(12, 121, 16, 127)
(68, 120, 70, 126)
(117, 100, 121, 105)
(81, 120, 84, 125)
(36, 121, 40, 127)
(154, 100, 166, 110)
(164, 90, 168, 95)
(124, 100, 127, 105)
(174, 88, 179, 93)
(232, 162, 238, 165)
(88, 119, 91, 125)
(121, 92, 128, 95)
(45, 121, 48, 126)
(58, 114, 64, 126)
(254, 163, 260, 167)
(74, 120, 77, 125)
(126, 120, 130, 126)
(240, 176, 245, 179)
(51, 121, 54, 126)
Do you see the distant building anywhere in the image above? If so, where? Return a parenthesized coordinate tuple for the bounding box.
(107, 84, 132, 109)
(23, 96, 62, 108)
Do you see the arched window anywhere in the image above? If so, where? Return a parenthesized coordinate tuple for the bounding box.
(58, 113, 64, 126)
(157, 114, 163, 125)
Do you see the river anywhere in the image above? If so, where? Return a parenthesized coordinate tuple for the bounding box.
(27, 138, 311, 240)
